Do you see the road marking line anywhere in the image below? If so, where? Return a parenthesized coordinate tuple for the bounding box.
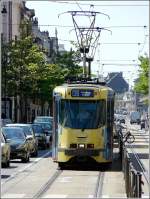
(2, 193, 26, 198)
(59, 177, 72, 182)
(102, 195, 127, 198)
(43, 194, 67, 198)
(102, 195, 109, 198)
(88, 194, 94, 198)
(1, 150, 51, 185)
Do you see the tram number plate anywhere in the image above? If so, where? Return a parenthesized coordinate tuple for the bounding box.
(65, 149, 99, 156)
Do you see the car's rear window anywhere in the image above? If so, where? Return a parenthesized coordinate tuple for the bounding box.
(32, 125, 43, 134)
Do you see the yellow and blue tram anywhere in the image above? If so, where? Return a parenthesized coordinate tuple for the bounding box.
(52, 78, 115, 167)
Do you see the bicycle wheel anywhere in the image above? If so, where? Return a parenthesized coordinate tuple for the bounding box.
(126, 134, 135, 144)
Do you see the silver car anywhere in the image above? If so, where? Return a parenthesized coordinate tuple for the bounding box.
(2, 127, 30, 163)
(6, 124, 38, 157)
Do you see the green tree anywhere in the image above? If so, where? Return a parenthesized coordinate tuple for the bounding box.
(37, 63, 68, 114)
(134, 56, 149, 94)
(56, 50, 82, 77)
(4, 36, 47, 121)
(3, 36, 72, 120)
(6, 36, 46, 97)
(2, 32, 83, 121)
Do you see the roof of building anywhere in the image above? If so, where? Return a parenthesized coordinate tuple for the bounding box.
(105, 72, 129, 93)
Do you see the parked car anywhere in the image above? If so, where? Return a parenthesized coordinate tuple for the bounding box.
(6, 124, 38, 157)
(1, 131, 11, 167)
(2, 127, 30, 163)
(34, 122, 53, 147)
(130, 111, 141, 124)
(115, 114, 125, 124)
(140, 115, 147, 129)
(33, 116, 53, 124)
(140, 120, 145, 129)
(31, 124, 47, 149)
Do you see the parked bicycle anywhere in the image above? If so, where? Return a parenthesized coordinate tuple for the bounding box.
(122, 131, 135, 144)
(116, 122, 135, 144)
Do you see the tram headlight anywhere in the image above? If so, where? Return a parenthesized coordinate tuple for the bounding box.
(78, 144, 85, 148)
(70, 143, 77, 148)
(87, 144, 94, 148)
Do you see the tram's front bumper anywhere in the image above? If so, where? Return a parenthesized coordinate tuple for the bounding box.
(57, 147, 113, 163)
(58, 148, 104, 156)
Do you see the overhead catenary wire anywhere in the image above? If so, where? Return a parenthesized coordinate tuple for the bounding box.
(49, 1, 148, 7)
(59, 39, 145, 45)
(2, 22, 147, 29)
(100, 63, 139, 66)
(95, 59, 138, 62)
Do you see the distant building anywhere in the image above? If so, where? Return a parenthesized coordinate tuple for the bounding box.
(1, 1, 35, 121)
(1, 1, 34, 43)
(31, 17, 59, 63)
(105, 72, 129, 93)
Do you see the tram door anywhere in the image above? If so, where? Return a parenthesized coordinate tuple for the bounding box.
(52, 94, 61, 161)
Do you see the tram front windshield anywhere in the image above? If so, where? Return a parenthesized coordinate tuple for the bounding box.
(59, 100, 106, 129)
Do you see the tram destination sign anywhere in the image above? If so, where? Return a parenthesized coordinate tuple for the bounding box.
(71, 89, 94, 97)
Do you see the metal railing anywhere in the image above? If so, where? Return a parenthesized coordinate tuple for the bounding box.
(116, 124, 144, 198)
(122, 147, 143, 198)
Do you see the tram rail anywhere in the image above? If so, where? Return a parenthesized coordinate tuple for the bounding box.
(94, 172, 104, 198)
(33, 170, 63, 198)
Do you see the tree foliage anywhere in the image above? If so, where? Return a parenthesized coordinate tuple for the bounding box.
(2, 36, 82, 103)
(56, 50, 82, 77)
(134, 56, 149, 95)
(4, 36, 46, 97)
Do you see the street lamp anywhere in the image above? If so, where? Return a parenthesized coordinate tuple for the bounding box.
(1, 5, 7, 117)
(1, 5, 7, 14)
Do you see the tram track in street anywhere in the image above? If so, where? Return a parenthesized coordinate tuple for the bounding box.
(33, 169, 106, 198)
(1, 150, 52, 186)
(33, 169, 63, 198)
(94, 172, 104, 198)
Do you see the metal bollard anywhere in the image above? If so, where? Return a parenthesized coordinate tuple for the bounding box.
(126, 156, 131, 197)
(137, 172, 142, 198)
(122, 149, 126, 178)
(122, 146, 125, 172)
(130, 169, 135, 197)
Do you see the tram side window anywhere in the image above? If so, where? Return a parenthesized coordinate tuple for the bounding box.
(96, 100, 106, 127)
(107, 99, 114, 123)
(59, 100, 65, 125)
(59, 100, 74, 126)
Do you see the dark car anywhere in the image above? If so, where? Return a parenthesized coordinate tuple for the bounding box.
(34, 122, 53, 147)
(2, 127, 30, 163)
(6, 124, 38, 157)
(31, 124, 47, 149)
(117, 118, 125, 124)
(116, 115, 125, 124)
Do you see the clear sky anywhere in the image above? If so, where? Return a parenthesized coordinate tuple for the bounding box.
(26, 1, 149, 88)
